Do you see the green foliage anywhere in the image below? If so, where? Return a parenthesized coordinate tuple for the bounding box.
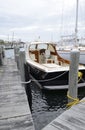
(0, 39, 5, 45)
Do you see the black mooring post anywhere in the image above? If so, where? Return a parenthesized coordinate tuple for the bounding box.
(24, 63, 32, 111)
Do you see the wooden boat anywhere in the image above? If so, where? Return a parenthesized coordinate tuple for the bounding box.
(25, 41, 85, 90)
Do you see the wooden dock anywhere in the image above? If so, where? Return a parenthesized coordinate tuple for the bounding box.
(42, 97, 85, 130)
(0, 58, 35, 130)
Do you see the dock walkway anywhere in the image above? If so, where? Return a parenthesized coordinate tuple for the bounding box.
(42, 97, 85, 130)
(0, 58, 35, 130)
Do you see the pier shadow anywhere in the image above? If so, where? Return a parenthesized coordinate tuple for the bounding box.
(24, 63, 32, 111)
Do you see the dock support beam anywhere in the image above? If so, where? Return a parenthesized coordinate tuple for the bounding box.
(19, 51, 26, 82)
(68, 49, 80, 103)
(14, 46, 20, 69)
(0, 47, 2, 66)
(19, 50, 32, 110)
(0, 46, 5, 66)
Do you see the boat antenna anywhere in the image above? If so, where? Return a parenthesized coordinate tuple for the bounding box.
(75, 0, 79, 47)
(60, 0, 64, 46)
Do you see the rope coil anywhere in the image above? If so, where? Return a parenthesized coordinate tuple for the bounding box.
(67, 71, 84, 108)
(67, 91, 85, 108)
(67, 91, 80, 108)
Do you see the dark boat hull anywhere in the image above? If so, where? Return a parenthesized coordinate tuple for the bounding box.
(27, 63, 85, 90)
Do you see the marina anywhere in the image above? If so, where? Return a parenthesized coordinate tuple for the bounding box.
(0, 0, 85, 129)
(0, 48, 85, 130)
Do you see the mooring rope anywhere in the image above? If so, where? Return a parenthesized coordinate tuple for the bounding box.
(33, 71, 68, 82)
(0, 80, 31, 86)
(0, 71, 68, 86)
(78, 71, 83, 82)
(67, 71, 85, 108)
(67, 91, 80, 108)
(67, 91, 85, 108)
(21, 80, 31, 84)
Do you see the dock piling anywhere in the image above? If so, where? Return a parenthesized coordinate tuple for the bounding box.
(18, 50, 26, 82)
(14, 46, 20, 68)
(18, 50, 32, 109)
(0, 47, 2, 65)
(68, 49, 80, 104)
(0, 46, 5, 65)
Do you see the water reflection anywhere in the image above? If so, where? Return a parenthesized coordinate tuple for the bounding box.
(31, 81, 85, 130)
(78, 88, 85, 99)
(31, 82, 68, 130)
(42, 90, 67, 110)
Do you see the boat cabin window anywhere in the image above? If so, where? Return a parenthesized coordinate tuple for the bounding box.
(38, 44, 47, 50)
(29, 43, 55, 52)
(29, 43, 57, 63)
(29, 44, 36, 50)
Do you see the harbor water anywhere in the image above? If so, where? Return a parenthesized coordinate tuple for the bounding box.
(5, 49, 85, 130)
(31, 82, 85, 130)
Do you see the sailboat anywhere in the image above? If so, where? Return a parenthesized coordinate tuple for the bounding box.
(57, 0, 85, 64)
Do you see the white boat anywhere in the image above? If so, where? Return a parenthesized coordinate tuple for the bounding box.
(56, 38, 85, 53)
(57, 45, 85, 65)
(25, 41, 85, 90)
(57, 0, 85, 64)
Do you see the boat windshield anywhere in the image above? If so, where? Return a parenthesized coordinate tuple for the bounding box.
(29, 43, 48, 50)
(38, 43, 47, 50)
(29, 43, 55, 52)
(38, 43, 55, 52)
(29, 44, 36, 50)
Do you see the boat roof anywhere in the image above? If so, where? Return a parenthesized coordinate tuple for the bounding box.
(29, 41, 56, 45)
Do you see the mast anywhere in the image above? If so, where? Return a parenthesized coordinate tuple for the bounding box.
(75, 0, 79, 47)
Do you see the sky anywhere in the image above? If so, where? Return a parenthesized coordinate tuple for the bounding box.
(0, 0, 85, 42)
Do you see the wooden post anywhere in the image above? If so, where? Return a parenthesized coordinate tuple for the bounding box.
(19, 51, 26, 82)
(14, 46, 20, 69)
(14, 46, 20, 62)
(0, 47, 2, 65)
(19, 51, 32, 110)
(68, 49, 80, 103)
(1, 46, 5, 58)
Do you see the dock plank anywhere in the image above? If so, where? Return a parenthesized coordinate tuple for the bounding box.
(0, 58, 35, 130)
